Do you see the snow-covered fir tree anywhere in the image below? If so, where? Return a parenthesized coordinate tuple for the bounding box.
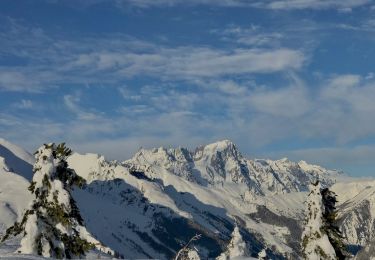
(217, 225, 247, 260)
(321, 188, 348, 259)
(175, 234, 201, 260)
(1, 143, 113, 259)
(301, 181, 336, 260)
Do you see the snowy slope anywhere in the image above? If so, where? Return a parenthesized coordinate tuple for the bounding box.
(65, 141, 347, 258)
(68, 153, 276, 258)
(0, 155, 32, 237)
(0, 171, 32, 235)
(0, 139, 34, 181)
(332, 180, 375, 248)
(68, 140, 375, 259)
(0, 138, 374, 259)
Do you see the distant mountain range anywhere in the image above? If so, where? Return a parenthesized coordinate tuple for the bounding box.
(0, 138, 374, 259)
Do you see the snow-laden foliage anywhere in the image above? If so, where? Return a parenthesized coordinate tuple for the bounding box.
(301, 181, 336, 260)
(175, 234, 201, 260)
(217, 226, 247, 260)
(321, 188, 348, 259)
(1, 143, 112, 259)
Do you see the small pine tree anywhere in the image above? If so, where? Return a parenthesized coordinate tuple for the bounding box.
(301, 181, 336, 260)
(217, 225, 247, 260)
(175, 234, 201, 260)
(321, 188, 348, 259)
(1, 143, 111, 259)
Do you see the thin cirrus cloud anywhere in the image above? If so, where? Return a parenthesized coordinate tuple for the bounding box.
(66, 47, 305, 79)
(262, 0, 371, 10)
(0, 47, 305, 92)
(115, 0, 371, 10)
(0, 21, 306, 92)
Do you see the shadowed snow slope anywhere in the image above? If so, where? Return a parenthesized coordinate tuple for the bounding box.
(0, 139, 34, 181)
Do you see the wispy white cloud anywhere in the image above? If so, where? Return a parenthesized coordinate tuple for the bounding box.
(249, 84, 310, 118)
(2, 72, 375, 174)
(0, 19, 305, 92)
(63, 92, 100, 121)
(0, 69, 57, 92)
(111, 0, 371, 10)
(67, 47, 305, 79)
(212, 25, 284, 47)
(262, 0, 370, 10)
(12, 99, 34, 110)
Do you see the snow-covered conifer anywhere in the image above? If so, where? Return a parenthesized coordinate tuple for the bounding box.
(321, 188, 348, 259)
(1, 143, 112, 259)
(301, 181, 336, 260)
(217, 225, 247, 260)
(175, 234, 201, 260)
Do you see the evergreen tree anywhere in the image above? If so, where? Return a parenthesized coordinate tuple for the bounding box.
(321, 188, 348, 259)
(301, 181, 336, 260)
(217, 225, 247, 260)
(1, 143, 112, 259)
(175, 234, 201, 260)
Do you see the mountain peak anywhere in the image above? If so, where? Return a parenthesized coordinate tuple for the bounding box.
(204, 139, 236, 151)
(195, 139, 240, 158)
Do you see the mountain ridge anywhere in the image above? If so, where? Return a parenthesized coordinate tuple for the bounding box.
(0, 138, 373, 259)
(123, 139, 342, 196)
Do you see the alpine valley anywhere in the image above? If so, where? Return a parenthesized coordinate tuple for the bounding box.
(0, 138, 374, 259)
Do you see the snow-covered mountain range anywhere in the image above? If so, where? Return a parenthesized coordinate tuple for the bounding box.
(0, 138, 374, 259)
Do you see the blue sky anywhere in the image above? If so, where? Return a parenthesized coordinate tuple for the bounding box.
(1, 0, 375, 176)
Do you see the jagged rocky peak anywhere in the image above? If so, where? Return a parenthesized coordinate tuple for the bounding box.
(193, 139, 241, 161)
(122, 140, 245, 185)
(122, 139, 343, 195)
(134, 139, 240, 165)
